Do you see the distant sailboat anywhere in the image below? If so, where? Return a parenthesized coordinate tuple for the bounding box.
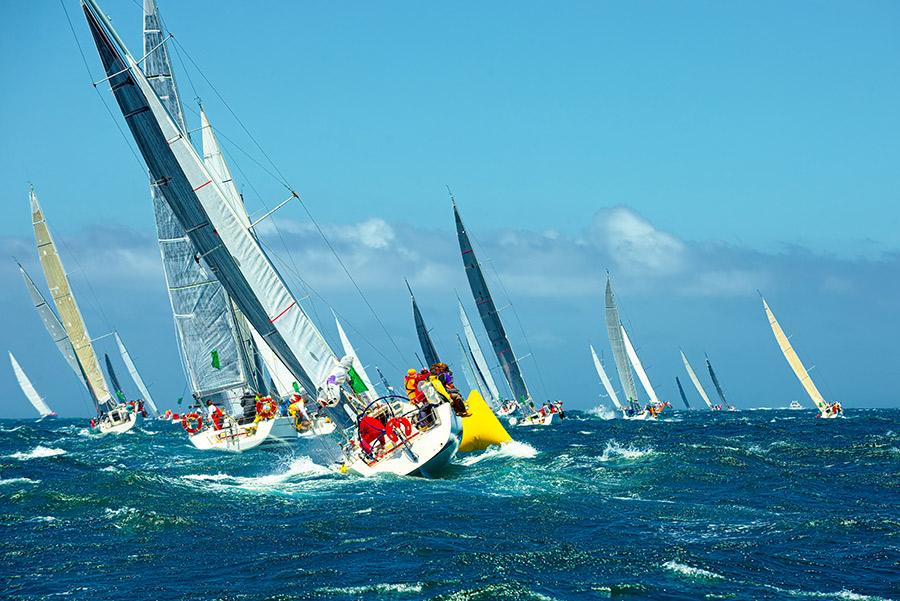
(621, 326, 665, 410)
(115, 332, 159, 417)
(590, 344, 628, 416)
(30, 189, 135, 434)
(680, 350, 716, 411)
(9, 352, 55, 419)
(762, 298, 842, 419)
(705, 355, 737, 411)
(603, 276, 653, 419)
(675, 377, 691, 410)
(458, 300, 503, 410)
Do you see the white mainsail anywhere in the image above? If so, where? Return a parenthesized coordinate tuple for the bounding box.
(334, 314, 377, 401)
(621, 325, 660, 405)
(763, 299, 830, 414)
(680, 350, 714, 410)
(200, 107, 250, 228)
(31, 190, 112, 411)
(590, 344, 623, 410)
(457, 334, 486, 399)
(458, 300, 501, 404)
(114, 333, 158, 416)
(9, 352, 54, 418)
(605, 276, 640, 403)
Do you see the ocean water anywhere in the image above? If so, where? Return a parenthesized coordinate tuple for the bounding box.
(0, 409, 897, 601)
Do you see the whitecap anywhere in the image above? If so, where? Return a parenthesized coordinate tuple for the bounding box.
(7, 446, 66, 461)
(599, 440, 654, 461)
(662, 560, 724, 580)
(0, 426, 23, 433)
(457, 440, 538, 466)
(0, 476, 40, 485)
(181, 456, 331, 492)
(317, 583, 423, 595)
(588, 405, 617, 420)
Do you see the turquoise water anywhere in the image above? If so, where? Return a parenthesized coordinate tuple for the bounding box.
(1, 409, 897, 600)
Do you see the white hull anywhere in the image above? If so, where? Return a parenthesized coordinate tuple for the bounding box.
(818, 411, 842, 419)
(188, 418, 275, 452)
(346, 403, 461, 477)
(98, 410, 138, 434)
(516, 411, 558, 427)
(297, 416, 337, 438)
(496, 403, 519, 417)
(622, 410, 652, 421)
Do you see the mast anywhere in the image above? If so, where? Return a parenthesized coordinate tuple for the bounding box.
(604, 276, 640, 404)
(31, 189, 111, 413)
(143, 0, 251, 412)
(763, 298, 830, 413)
(458, 300, 501, 404)
(406, 280, 440, 367)
(454, 201, 531, 404)
(621, 326, 660, 405)
(104, 353, 127, 403)
(9, 352, 54, 418)
(374, 366, 395, 395)
(675, 376, 691, 409)
(590, 344, 623, 410)
(84, 1, 338, 399)
(705, 355, 732, 409)
(115, 332, 159, 416)
(680, 350, 714, 410)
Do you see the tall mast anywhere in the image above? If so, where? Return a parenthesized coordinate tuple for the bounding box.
(453, 201, 531, 404)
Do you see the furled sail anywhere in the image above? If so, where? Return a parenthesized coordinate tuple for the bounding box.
(104, 353, 127, 403)
(675, 376, 691, 409)
(763, 299, 830, 413)
(335, 314, 377, 400)
(9, 352, 54, 418)
(407, 281, 439, 367)
(115, 332, 159, 416)
(143, 0, 250, 408)
(621, 326, 660, 405)
(604, 277, 639, 404)
(459, 300, 501, 404)
(706, 356, 732, 409)
(18, 263, 82, 383)
(85, 1, 337, 399)
(454, 202, 531, 404)
(680, 350, 714, 410)
(31, 189, 111, 412)
(590, 344, 623, 410)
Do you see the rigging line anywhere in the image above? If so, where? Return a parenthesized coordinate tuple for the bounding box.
(60, 0, 147, 175)
(297, 200, 409, 367)
(170, 37, 291, 189)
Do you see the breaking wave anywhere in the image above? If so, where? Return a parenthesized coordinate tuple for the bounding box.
(7, 446, 67, 461)
(599, 440, 655, 461)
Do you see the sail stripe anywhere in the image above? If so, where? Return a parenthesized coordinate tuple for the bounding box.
(193, 179, 212, 192)
(270, 301, 296, 323)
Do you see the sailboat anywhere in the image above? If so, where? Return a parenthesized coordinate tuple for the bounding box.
(459, 300, 510, 414)
(621, 325, 669, 416)
(453, 200, 560, 426)
(30, 189, 136, 434)
(680, 350, 717, 411)
(84, 0, 464, 474)
(762, 298, 842, 419)
(114, 332, 160, 418)
(589, 344, 633, 418)
(603, 276, 652, 419)
(705, 355, 737, 411)
(9, 352, 56, 419)
(675, 377, 691, 410)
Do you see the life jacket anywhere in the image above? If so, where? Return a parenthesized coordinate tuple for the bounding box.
(358, 416, 386, 454)
(404, 374, 419, 401)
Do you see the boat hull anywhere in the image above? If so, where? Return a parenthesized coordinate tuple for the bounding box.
(188, 418, 275, 452)
(517, 411, 558, 427)
(98, 410, 138, 434)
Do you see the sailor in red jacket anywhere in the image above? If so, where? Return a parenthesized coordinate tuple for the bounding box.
(205, 399, 224, 430)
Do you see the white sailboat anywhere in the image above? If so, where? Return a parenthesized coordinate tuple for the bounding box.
(621, 325, 667, 417)
(458, 301, 504, 409)
(763, 298, 842, 419)
(9, 352, 56, 419)
(84, 0, 462, 475)
(680, 350, 717, 411)
(114, 333, 159, 417)
(589, 344, 649, 419)
(30, 189, 136, 434)
(603, 276, 651, 419)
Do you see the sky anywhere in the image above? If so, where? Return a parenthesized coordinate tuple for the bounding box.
(1, 1, 899, 417)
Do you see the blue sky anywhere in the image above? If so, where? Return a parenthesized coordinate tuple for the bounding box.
(1, 1, 899, 416)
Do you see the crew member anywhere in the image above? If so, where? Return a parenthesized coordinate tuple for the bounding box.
(205, 399, 224, 430)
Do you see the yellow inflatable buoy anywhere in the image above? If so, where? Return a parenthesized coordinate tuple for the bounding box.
(459, 390, 512, 453)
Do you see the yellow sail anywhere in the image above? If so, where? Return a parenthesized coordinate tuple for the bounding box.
(31, 190, 111, 408)
(763, 299, 828, 413)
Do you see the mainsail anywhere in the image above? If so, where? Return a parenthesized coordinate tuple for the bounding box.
(85, 1, 338, 400)
(680, 350, 714, 410)
(675, 376, 691, 409)
(115, 332, 159, 416)
(31, 189, 111, 412)
(763, 298, 830, 413)
(143, 0, 250, 411)
(454, 202, 531, 404)
(407, 281, 439, 367)
(457, 335, 484, 399)
(706, 356, 733, 409)
(104, 353, 127, 403)
(18, 262, 82, 382)
(459, 300, 501, 404)
(621, 326, 660, 405)
(9, 352, 54, 418)
(590, 344, 623, 410)
(604, 277, 639, 404)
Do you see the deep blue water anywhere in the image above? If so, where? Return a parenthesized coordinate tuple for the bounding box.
(0, 408, 897, 601)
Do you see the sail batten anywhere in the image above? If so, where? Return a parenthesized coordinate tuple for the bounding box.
(680, 351, 714, 410)
(115, 333, 159, 416)
(454, 203, 530, 404)
(10, 352, 54, 417)
(31, 190, 111, 412)
(604, 277, 639, 403)
(590, 344, 623, 410)
(763, 299, 829, 413)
